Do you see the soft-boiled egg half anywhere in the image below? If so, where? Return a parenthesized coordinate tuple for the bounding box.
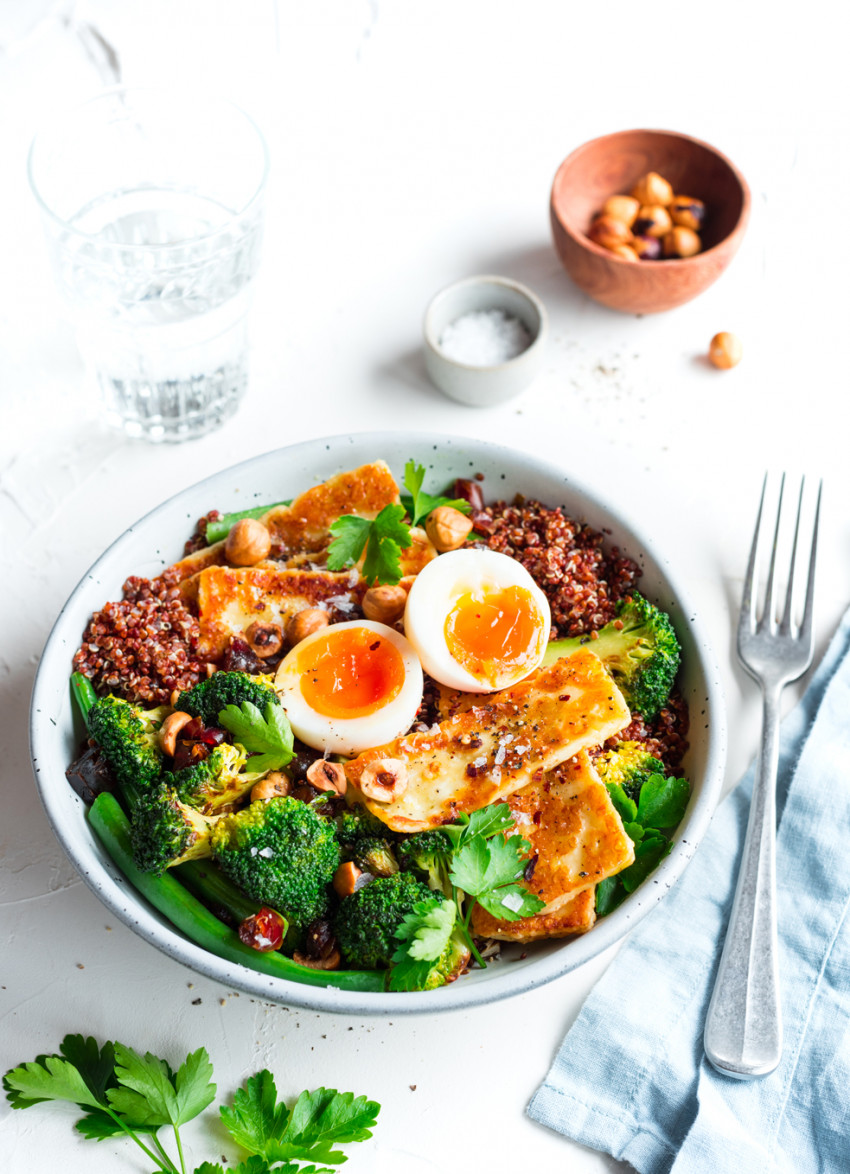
(274, 620, 423, 755)
(403, 548, 551, 692)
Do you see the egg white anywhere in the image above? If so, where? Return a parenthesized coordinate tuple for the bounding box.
(403, 548, 551, 692)
(274, 620, 424, 755)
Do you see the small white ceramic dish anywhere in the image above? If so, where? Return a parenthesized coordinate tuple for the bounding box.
(423, 276, 548, 406)
(30, 432, 726, 1015)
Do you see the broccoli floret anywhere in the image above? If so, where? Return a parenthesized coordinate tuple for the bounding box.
(334, 803, 392, 851)
(334, 873, 433, 970)
(543, 592, 681, 720)
(166, 742, 255, 813)
(131, 782, 220, 874)
(419, 925, 471, 990)
(594, 741, 667, 804)
(210, 797, 339, 947)
(88, 695, 168, 794)
(176, 672, 279, 727)
(396, 830, 453, 898)
(354, 837, 399, 878)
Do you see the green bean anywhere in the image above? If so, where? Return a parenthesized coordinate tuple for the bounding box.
(205, 501, 291, 545)
(70, 672, 98, 729)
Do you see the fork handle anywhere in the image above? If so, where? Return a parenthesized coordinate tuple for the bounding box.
(704, 684, 783, 1079)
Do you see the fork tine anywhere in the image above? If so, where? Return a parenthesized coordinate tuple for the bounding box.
(760, 473, 786, 632)
(779, 478, 805, 635)
(799, 479, 822, 645)
(738, 474, 767, 639)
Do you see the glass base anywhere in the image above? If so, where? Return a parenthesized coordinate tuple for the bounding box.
(100, 360, 246, 443)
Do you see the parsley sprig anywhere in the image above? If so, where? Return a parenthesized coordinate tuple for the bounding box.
(595, 772, 690, 915)
(326, 460, 471, 586)
(388, 802, 545, 984)
(217, 702, 295, 774)
(4, 1035, 380, 1174)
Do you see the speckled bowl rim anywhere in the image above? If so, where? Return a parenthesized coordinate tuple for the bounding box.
(31, 431, 726, 1015)
(422, 275, 549, 371)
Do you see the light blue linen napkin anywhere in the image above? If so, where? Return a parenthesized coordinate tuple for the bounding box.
(528, 608, 850, 1173)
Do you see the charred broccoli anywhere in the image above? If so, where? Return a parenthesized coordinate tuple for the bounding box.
(176, 672, 279, 727)
(594, 741, 668, 804)
(87, 694, 168, 792)
(544, 592, 681, 720)
(210, 797, 339, 947)
(395, 830, 453, 898)
(334, 803, 392, 851)
(131, 782, 220, 874)
(166, 742, 256, 813)
(353, 837, 399, 878)
(334, 873, 433, 970)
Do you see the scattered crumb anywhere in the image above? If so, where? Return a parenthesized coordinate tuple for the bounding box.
(192, 998, 202, 1005)
(409, 1085, 417, 1092)
(76, 963, 85, 970)
(105, 925, 112, 931)
(219, 999, 226, 1007)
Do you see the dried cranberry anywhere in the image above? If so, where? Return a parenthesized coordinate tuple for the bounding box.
(183, 717, 206, 740)
(291, 783, 320, 804)
(65, 744, 116, 805)
(287, 749, 322, 782)
(221, 637, 265, 675)
(238, 907, 286, 952)
(173, 740, 210, 771)
(196, 726, 227, 747)
(452, 477, 485, 511)
(304, 919, 337, 961)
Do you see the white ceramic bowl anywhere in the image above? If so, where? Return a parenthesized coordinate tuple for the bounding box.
(30, 432, 726, 1015)
(423, 276, 548, 406)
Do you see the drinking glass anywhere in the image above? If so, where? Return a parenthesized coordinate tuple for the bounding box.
(28, 88, 268, 442)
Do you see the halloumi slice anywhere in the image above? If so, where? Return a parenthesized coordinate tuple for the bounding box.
(471, 887, 597, 941)
(345, 649, 631, 832)
(262, 460, 400, 553)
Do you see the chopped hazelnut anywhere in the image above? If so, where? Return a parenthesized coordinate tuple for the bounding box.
(630, 171, 674, 207)
(285, 607, 330, 646)
(633, 205, 673, 239)
(611, 244, 639, 262)
(601, 194, 640, 227)
(225, 518, 271, 566)
(333, 861, 363, 897)
(250, 772, 291, 802)
(708, 332, 743, 369)
(663, 226, 701, 258)
(359, 758, 408, 802)
(245, 620, 284, 659)
(670, 195, 705, 230)
(292, 947, 341, 971)
(159, 711, 194, 757)
(362, 583, 408, 624)
(306, 759, 347, 795)
(587, 213, 633, 252)
(425, 506, 474, 553)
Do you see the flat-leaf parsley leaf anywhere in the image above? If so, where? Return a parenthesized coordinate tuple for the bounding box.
(400, 460, 471, 528)
(217, 702, 295, 774)
(327, 503, 411, 586)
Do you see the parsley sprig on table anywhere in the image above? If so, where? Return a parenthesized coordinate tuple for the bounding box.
(326, 460, 471, 585)
(3, 1035, 380, 1174)
(217, 701, 295, 774)
(389, 801, 545, 985)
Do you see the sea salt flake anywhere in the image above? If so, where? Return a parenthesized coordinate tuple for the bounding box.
(439, 309, 532, 367)
(500, 890, 525, 913)
(258, 846, 275, 859)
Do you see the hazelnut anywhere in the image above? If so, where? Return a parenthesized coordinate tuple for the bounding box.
(632, 235, 662, 261)
(425, 506, 474, 553)
(333, 861, 363, 898)
(159, 711, 193, 757)
(285, 607, 329, 646)
(245, 620, 284, 659)
(601, 194, 640, 228)
(630, 171, 673, 207)
(633, 205, 673, 239)
(708, 332, 743, 369)
(663, 226, 701, 258)
(293, 947, 341, 971)
(611, 244, 639, 262)
(225, 518, 271, 566)
(670, 195, 705, 231)
(306, 759, 348, 795)
(250, 771, 291, 802)
(362, 583, 408, 624)
(587, 214, 633, 252)
(358, 758, 408, 802)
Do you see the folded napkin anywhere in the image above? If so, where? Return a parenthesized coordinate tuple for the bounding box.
(528, 608, 850, 1174)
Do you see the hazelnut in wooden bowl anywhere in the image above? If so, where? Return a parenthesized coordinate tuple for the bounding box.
(550, 129, 750, 314)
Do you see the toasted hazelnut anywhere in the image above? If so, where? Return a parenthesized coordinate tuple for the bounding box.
(225, 518, 271, 566)
(601, 194, 640, 227)
(306, 758, 348, 795)
(632, 235, 662, 261)
(611, 244, 639, 262)
(170, 689, 181, 708)
(425, 506, 474, 553)
(633, 205, 673, 239)
(708, 331, 743, 369)
(670, 195, 705, 230)
(663, 226, 701, 258)
(630, 171, 673, 207)
(587, 213, 633, 252)
(245, 620, 283, 659)
(250, 771, 291, 802)
(159, 711, 193, 757)
(285, 607, 329, 646)
(362, 583, 408, 624)
(359, 758, 408, 802)
(293, 947, 341, 970)
(333, 861, 363, 898)
(205, 663, 217, 678)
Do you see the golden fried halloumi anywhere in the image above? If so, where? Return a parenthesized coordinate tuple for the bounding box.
(471, 886, 597, 941)
(262, 461, 400, 554)
(345, 649, 631, 832)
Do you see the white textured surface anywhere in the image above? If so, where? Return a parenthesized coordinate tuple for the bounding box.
(1, 3, 847, 1172)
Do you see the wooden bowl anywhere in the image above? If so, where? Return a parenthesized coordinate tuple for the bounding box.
(550, 129, 750, 313)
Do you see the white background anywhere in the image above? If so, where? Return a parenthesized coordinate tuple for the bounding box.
(1, 2, 847, 1172)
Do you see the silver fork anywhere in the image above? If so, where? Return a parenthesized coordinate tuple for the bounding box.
(704, 474, 821, 1079)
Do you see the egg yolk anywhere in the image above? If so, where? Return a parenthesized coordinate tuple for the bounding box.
(445, 585, 543, 685)
(296, 626, 406, 719)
